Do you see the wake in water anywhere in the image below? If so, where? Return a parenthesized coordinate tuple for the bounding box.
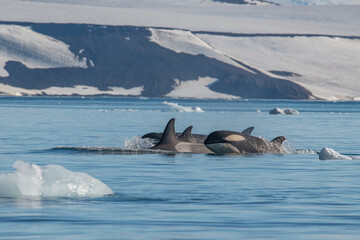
(283, 142, 359, 160)
(52, 133, 359, 160)
(0, 161, 113, 198)
(52, 137, 173, 155)
(162, 101, 204, 113)
(99, 109, 139, 113)
(282, 141, 317, 154)
(124, 136, 154, 149)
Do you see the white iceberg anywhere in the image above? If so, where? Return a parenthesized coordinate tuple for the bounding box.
(269, 107, 299, 115)
(319, 147, 352, 160)
(0, 161, 114, 197)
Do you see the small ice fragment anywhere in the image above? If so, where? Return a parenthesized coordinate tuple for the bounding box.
(319, 147, 352, 160)
(0, 161, 113, 197)
(269, 107, 299, 115)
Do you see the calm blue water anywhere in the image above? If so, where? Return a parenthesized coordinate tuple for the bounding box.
(0, 97, 360, 239)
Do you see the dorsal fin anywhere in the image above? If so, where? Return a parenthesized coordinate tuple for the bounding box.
(241, 126, 254, 136)
(271, 136, 286, 145)
(154, 118, 177, 147)
(180, 126, 193, 139)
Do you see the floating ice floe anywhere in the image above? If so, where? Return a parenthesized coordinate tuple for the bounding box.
(269, 107, 299, 115)
(319, 147, 352, 160)
(0, 161, 114, 197)
(163, 101, 204, 113)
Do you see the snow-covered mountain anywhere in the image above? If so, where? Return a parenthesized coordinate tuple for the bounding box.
(0, 0, 359, 100)
(269, 0, 360, 5)
(0, 23, 310, 99)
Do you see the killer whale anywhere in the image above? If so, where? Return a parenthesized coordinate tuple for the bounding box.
(204, 130, 286, 154)
(143, 126, 254, 144)
(142, 128, 206, 143)
(150, 118, 212, 153)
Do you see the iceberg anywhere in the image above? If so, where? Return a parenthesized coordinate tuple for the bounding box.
(269, 107, 299, 115)
(319, 147, 352, 160)
(0, 161, 114, 197)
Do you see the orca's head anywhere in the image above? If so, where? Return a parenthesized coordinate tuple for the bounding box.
(204, 131, 246, 154)
(271, 136, 287, 145)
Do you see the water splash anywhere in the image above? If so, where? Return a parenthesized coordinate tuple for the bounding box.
(0, 161, 114, 198)
(162, 101, 204, 113)
(124, 136, 155, 150)
(282, 141, 316, 154)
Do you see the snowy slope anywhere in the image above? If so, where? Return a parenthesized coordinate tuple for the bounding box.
(270, 0, 360, 5)
(0, 24, 87, 77)
(149, 28, 360, 100)
(13, 0, 360, 7)
(197, 34, 360, 100)
(0, 0, 359, 36)
(0, 0, 359, 99)
(0, 23, 310, 99)
(165, 77, 240, 99)
(0, 84, 144, 97)
(149, 29, 254, 73)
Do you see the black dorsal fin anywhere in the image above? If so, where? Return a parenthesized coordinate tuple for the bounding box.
(271, 136, 286, 145)
(241, 126, 254, 136)
(154, 118, 177, 148)
(180, 126, 193, 139)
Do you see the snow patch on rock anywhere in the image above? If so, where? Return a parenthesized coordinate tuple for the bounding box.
(198, 34, 360, 100)
(0, 24, 87, 77)
(0, 84, 144, 96)
(149, 28, 254, 73)
(165, 77, 240, 99)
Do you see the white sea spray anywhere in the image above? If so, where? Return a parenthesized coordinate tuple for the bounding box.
(162, 101, 204, 113)
(124, 136, 155, 150)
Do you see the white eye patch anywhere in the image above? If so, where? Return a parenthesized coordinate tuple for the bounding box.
(224, 135, 245, 141)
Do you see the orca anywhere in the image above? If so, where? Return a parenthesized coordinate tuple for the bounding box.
(177, 126, 204, 143)
(204, 130, 286, 154)
(150, 118, 212, 153)
(142, 128, 206, 143)
(143, 126, 254, 144)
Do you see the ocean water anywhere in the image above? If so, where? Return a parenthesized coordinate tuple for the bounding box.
(0, 97, 359, 239)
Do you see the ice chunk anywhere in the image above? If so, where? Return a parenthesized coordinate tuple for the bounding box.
(319, 147, 352, 160)
(269, 107, 299, 115)
(0, 161, 113, 197)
